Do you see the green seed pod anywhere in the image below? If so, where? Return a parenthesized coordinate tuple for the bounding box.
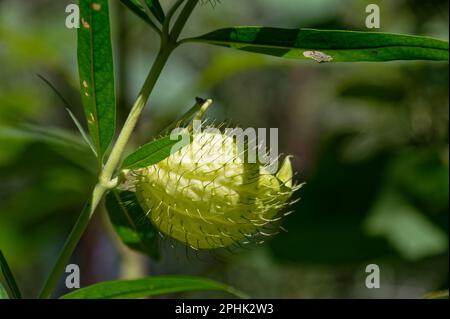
(131, 130, 298, 250)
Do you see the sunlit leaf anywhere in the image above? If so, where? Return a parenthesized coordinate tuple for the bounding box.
(364, 192, 448, 260)
(122, 133, 191, 170)
(78, 0, 116, 158)
(184, 27, 449, 62)
(105, 190, 159, 259)
(60, 276, 248, 299)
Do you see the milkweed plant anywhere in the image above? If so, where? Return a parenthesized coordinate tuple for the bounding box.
(0, 0, 447, 299)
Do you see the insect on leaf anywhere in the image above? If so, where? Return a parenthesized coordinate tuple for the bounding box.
(183, 27, 449, 62)
(78, 0, 116, 159)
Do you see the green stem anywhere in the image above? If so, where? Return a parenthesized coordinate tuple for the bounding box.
(138, 0, 162, 35)
(39, 48, 172, 299)
(170, 0, 199, 42)
(38, 0, 199, 299)
(100, 46, 174, 185)
(38, 184, 105, 299)
(162, 0, 184, 36)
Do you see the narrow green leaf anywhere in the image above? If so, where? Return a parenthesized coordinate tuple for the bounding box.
(0, 125, 97, 174)
(120, 0, 158, 27)
(36, 74, 98, 157)
(122, 133, 191, 170)
(0, 125, 84, 149)
(184, 27, 449, 62)
(105, 190, 159, 259)
(0, 283, 9, 299)
(78, 0, 116, 158)
(124, 99, 208, 170)
(65, 108, 97, 157)
(160, 97, 212, 135)
(144, 0, 165, 24)
(60, 275, 248, 299)
(0, 250, 21, 299)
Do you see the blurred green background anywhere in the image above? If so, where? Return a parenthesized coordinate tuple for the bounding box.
(0, 0, 448, 298)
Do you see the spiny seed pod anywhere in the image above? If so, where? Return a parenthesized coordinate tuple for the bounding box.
(129, 130, 299, 250)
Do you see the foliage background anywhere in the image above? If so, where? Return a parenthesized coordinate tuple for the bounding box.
(0, 0, 448, 298)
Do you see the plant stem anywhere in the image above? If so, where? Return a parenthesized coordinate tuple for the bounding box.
(100, 46, 173, 186)
(38, 49, 171, 298)
(38, 0, 199, 299)
(138, 0, 162, 35)
(38, 46, 172, 300)
(170, 0, 199, 42)
(38, 183, 105, 299)
(162, 0, 184, 36)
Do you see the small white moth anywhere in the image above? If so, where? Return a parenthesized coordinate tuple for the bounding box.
(303, 50, 333, 63)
